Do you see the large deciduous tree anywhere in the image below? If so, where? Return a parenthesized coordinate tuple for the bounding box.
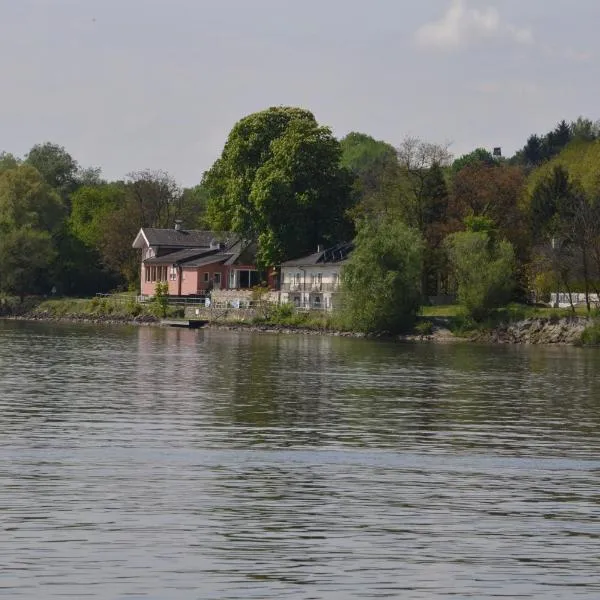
(342, 216, 424, 333)
(0, 228, 56, 301)
(25, 142, 79, 201)
(203, 106, 353, 266)
(0, 164, 64, 233)
(449, 162, 527, 257)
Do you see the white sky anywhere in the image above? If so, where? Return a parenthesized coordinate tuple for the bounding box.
(1, 0, 597, 186)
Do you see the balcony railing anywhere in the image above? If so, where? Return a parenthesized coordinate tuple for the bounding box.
(280, 282, 340, 292)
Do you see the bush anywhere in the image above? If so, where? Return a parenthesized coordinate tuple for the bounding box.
(580, 321, 600, 346)
(446, 229, 515, 322)
(414, 320, 433, 337)
(342, 216, 424, 333)
(153, 281, 169, 318)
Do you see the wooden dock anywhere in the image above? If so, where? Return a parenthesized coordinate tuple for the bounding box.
(160, 319, 207, 329)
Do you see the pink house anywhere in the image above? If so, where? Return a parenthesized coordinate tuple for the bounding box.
(132, 224, 272, 297)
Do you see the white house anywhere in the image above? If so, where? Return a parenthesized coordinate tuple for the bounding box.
(279, 243, 353, 310)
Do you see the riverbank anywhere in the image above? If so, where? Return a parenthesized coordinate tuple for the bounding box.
(0, 296, 597, 345)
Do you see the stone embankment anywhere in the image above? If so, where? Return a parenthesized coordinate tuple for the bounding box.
(7, 312, 159, 326)
(472, 316, 590, 345)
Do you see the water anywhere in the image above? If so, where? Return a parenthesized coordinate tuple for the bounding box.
(1, 320, 599, 599)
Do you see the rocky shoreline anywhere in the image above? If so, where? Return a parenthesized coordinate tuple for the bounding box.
(471, 316, 591, 345)
(2, 312, 160, 326)
(0, 312, 593, 345)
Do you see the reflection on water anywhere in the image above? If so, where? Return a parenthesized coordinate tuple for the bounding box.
(1, 320, 599, 599)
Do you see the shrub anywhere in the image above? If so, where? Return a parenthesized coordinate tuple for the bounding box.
(342, 216, 424, 333)
(580, 321, 600, 346)
(414, 320, 433, 337)
(446, 229, 515, 322)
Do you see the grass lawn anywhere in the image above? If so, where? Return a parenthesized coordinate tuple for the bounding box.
(421, 303, 593, 321)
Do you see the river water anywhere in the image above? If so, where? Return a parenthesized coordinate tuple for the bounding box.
(0, 320, 599, 599)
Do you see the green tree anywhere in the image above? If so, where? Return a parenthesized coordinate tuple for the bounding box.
(69, 182, 126, 248)
(0, 228, 56, 301)
(342, 217, 424, 333)
(0, 152, 19, 175)
(180, 183, 210, 228)
(451, 148, 496, 173)
(153, 281, 169, 317)
(203, 106, 353, 265)
(25, 142, 79, 200)
(446, 221, 516, 321)
(0, 164, 65, 233)
(340, 132, 397, 195)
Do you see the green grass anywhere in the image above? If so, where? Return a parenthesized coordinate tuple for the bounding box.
(579, 320, 600, 346)
(0, 294, 170, 320)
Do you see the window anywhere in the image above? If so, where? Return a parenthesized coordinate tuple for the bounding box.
(170, 266, 177, 281)
(145, 266, 150, 283)
(203, 272, 209, 282)
(214, 273, 221, 284)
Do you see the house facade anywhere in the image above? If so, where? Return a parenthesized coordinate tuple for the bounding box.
(132, 224, 270, 298)
(279, 243, 353, 310)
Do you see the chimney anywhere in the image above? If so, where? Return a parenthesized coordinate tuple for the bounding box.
(174, 219, 182, 231)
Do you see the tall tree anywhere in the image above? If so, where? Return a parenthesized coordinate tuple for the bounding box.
(126, 169, 183, 228)
(396, 136, 452, 231)
(0, 164, 65, 233)
(203, 106, 353, 265)
(449, 163, 527, 258)
(340, 132, 398, 196)
(0, 228, 56, 301)
(25, 143, 79, 201)
(451, 148, 496, 173)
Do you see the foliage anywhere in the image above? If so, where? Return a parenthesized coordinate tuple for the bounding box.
(203, 106, 353, 266)
(414, 320, 433, 337)
(0, 164, 65, 233)
(449, 163, 526, 250)
(446, 228, 516, 321)
(451, 148, 496, 173)
(342, 216, 424, 333)
(25, 142, 79, 200)
(579, 320, 600, 346)
(153, 281, 169, 318)
(0, 152, 19, 175)
(340, 132, 398, 210)
(0, 228, 56, 300)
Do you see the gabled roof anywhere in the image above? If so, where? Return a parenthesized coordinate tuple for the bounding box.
(143, 248, 220, 265)
(281, 242, 354, 267)
(132, 227, 236, 249)
(143, 239, 259, 269)
(181, 253, 234, 268)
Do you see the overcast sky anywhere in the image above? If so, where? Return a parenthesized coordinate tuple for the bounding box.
(1, 0, 597, 186)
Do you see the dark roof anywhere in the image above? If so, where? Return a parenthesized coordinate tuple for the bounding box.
(224, 240, 258, 266)
(144, 240, 258, 268)
(281, 242, 354, 267)
(181, 253, 234, 268)
(133, 228, 236, 249)
(144, 248, 220, 265)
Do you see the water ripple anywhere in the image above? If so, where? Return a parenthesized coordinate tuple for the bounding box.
(1, 321, 600, 599)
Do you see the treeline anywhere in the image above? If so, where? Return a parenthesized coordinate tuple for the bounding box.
(0, 145, 209, 298)
(2, 108, 600, 331)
